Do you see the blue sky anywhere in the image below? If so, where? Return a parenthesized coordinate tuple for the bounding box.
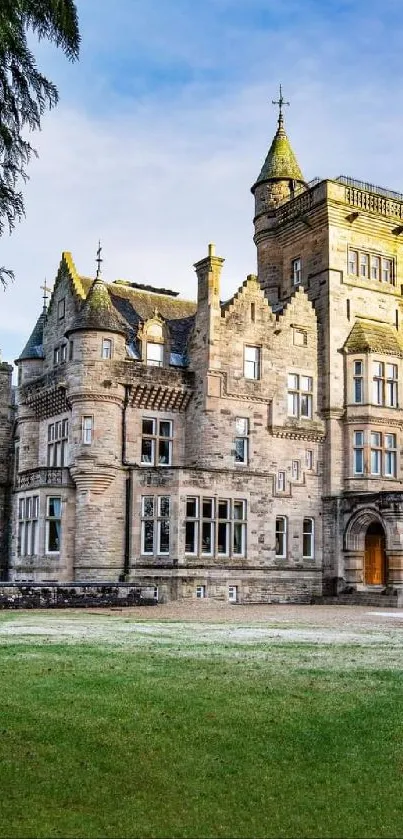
(2, 0, 403, 363)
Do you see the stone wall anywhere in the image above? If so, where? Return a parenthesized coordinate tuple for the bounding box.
(0, 362, 13, 579)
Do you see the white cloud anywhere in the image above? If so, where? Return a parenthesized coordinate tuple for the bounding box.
(2, 0, 403, 363)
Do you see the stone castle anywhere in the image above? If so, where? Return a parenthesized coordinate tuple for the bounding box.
(2, 96, 403, 603)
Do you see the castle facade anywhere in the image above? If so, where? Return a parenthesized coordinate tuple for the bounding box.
(2, 104, 403, 603)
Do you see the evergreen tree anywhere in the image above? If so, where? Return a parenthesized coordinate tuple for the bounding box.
(0, 0, 80, 286)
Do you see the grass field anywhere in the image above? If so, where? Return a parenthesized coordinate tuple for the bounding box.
(0, 609, 403, 838)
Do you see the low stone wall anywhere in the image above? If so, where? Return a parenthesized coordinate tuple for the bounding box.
(0, 583, 158, 609)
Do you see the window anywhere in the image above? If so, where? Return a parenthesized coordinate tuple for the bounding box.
(102, 338, 112, 359)
(54, 346, 60, 366)
(348, 248, 394, 285)
(293, 328, 307, 347)
(244, 346, 261, 380)
(371, 255, 380, 280)
(292, 257, 302, 285)
(370, 432, 382, 475)
(382, 258, 393, 284)
(306, 450, 314, 470)
(18, 496, 39, 557)
(46, 496, 61, 553)
(303, 518, 314, 559)
(234, 417, 249, 465)
(353, 360, 364, 404)
(61, 344, 67, 364)
(185, 497, 246, 557)
(146, 342, 163, 367)
(385, 433, 397, 478)
(359, 252, 369, 278)
(228, 585, 238, 603)
(196, 585, 206, 599)
(276, 471, 286, 492)
(287, 374, 313, 419)
(58, 299, 65, 320)
(69, 341, 74, 361)
(47, 419, 68, 467)
(275, 516, 287, 558)
(372, 362, 398, 407)
(353, 430, 397, 478)
(348, 250, 358, 275)
(141, 418, 173, 466)
(141, 495, 171, 555)
(82, 416, 93, 445)
(185, 497, 199, 555)
(353, 430, 364, 475)
(292, 460, 300, 481)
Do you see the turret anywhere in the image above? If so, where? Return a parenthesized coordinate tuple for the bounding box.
(251, 86, 305, 217)
(252, 87, 306, 301)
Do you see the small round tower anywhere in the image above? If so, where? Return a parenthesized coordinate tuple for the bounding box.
(251, 87, 306, 297)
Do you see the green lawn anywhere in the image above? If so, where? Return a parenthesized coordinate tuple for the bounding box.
(0, 616, 402, 838)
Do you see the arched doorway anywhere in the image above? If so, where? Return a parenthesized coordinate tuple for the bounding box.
(364, 522, 386, 585)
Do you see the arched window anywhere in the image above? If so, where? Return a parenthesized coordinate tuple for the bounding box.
(143, 318, 165, 367)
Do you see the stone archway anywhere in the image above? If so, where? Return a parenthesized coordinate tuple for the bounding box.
(343, 508, 389, 587)
(364, 521, 386, 585)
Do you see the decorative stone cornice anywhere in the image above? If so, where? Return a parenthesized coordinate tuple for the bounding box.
(70, 458, 118, 494)
(270, 425, 326, 442)
(131, 383, 192, 412)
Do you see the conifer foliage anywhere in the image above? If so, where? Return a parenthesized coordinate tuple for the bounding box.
(0, 0, 80, 286)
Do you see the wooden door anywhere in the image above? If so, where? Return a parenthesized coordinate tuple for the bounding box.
(365, 534, 386, 585)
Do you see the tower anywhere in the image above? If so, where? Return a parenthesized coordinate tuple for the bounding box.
(251, 85, 306, 301)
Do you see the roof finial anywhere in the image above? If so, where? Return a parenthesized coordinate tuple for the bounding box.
(40, 279, 52, 313)
(272, 83, 289, 131)
(96, 240, 103, 279)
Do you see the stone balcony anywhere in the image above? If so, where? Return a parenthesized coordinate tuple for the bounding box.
(16, 467, 74, 490)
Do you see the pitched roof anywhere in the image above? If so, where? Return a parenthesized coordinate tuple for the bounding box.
(344, 320, 403, 356)
(18, 311, 46, 361)
(252, 115, 304, 190)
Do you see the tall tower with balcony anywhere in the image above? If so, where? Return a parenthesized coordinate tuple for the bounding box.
(253, 90, 403, 595)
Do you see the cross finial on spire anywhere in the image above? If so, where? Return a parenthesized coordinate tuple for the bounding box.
(96, 240, 103, 279)
(272, 83, 289, 129)
(40, 279, 52, 313)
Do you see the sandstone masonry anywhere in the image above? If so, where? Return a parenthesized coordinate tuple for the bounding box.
(3, 105, 403, 604)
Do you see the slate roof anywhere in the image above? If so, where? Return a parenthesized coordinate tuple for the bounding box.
(344, 320, 403, 356)
(67, 278, 128, 336)
(252, 115, 304, 191)
(18, 311, 46, 361)
(81, 278, 197, 360)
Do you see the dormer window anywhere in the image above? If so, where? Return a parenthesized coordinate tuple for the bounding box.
(146, 342, 163, 367)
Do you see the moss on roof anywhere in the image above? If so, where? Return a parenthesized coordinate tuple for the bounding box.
(344, 320, 403, 355)
(67, 278, 128, 336)
(253, 117, 304, 189)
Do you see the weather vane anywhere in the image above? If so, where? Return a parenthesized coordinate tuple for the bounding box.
(272, 83, 290, 125)
(40, 279, 52, 313)
(96, 240, 103, 279)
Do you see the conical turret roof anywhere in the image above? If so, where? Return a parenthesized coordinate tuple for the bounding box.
(66, 277, 127, 337)
(18, 311, 46, 361)
(252, 112, 304, 192)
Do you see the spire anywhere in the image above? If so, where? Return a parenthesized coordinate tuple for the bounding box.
(40, 279, 52, 314)
(251, 85, 304, 193)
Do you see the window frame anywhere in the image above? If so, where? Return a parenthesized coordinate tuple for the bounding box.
(102, 338, 113, 360)
(287, 373, 313, 420)
(146, 341, 164, 367)
(45, 496, 62, 555)
(18, 494, 39, 557)
(243, 345, 261, 380)
(302, 517, 314, 559)
(234, 417, 249, 465)
(275, 516, 287, 559)
(140, 417, 173, 467)
(82, 416, 93, 445)
(291, 257, 302, 286)
(185, 496, 247, 558)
